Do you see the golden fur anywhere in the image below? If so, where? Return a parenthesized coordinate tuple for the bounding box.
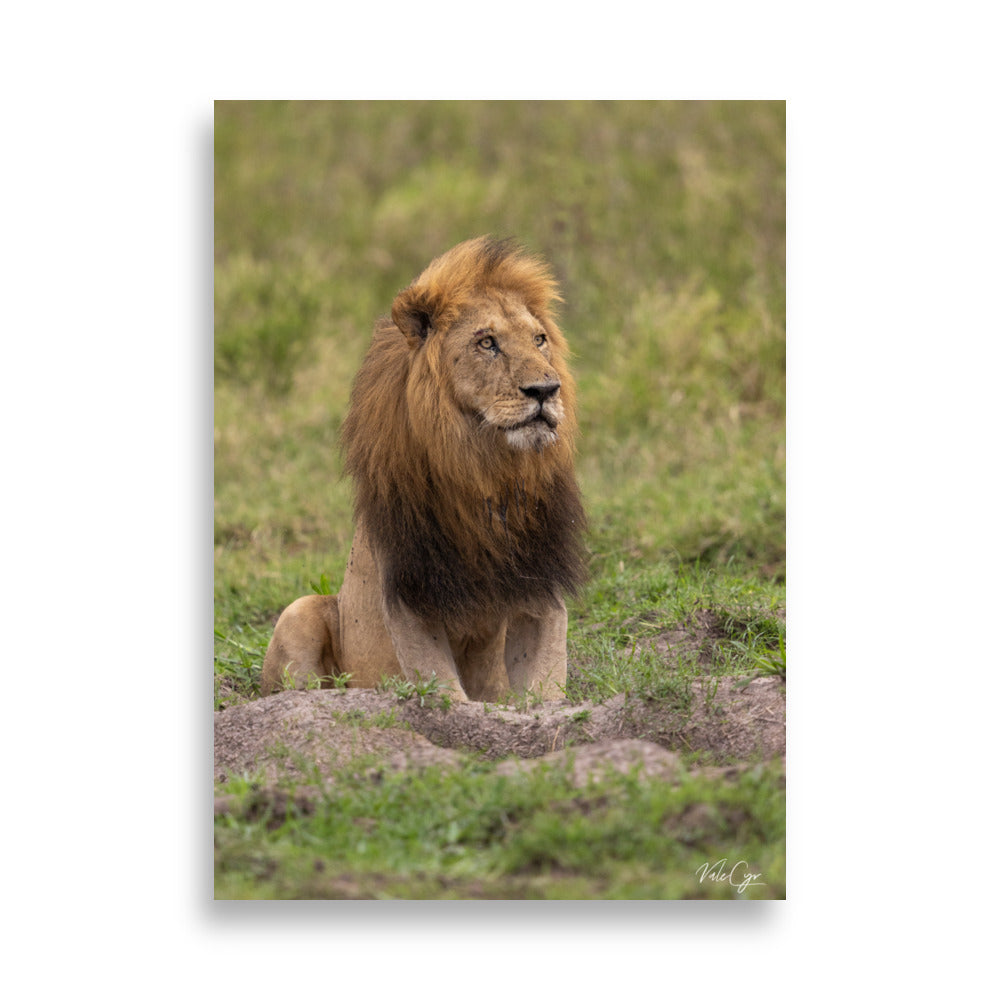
(261, 237, 586, 702)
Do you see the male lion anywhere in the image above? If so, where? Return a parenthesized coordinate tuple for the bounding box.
(261, 236, 587, 702)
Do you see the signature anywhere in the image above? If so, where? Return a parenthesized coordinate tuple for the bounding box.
(695, 858, 767, 894)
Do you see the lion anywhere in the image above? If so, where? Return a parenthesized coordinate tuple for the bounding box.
(260, 236, 587, 702)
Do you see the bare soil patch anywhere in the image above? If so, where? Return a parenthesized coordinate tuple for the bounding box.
(214, 674, 784, 794)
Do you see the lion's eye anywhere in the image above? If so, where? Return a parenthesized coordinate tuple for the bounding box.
(534, 333, 547, 347)
(477, 335, 496, 351)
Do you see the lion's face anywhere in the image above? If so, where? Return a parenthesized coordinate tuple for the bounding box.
(441, 291, 566, 452)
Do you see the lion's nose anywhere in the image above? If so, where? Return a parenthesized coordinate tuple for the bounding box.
(520, 379, 561, 403)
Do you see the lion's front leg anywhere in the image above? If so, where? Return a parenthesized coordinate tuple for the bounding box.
(504, 598, 568, 701)
(455, 628, 510, 703)
(380, 597, 469, 702)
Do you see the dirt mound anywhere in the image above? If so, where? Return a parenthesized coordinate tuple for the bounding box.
(214, 675, 784, 787)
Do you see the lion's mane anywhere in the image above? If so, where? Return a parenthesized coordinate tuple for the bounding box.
(341, 237, 587, 633)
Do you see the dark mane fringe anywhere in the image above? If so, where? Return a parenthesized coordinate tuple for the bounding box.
(373, 467, 587, 634)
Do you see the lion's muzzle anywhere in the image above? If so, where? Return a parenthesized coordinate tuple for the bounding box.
(504, 381, 563, 451)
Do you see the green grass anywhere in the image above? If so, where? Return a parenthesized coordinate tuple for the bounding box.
(215, 757, 785, 900)
(214, 100, 785, 898)
(565, 561, 784, 705)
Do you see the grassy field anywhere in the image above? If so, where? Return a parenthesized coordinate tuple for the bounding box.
(215, 753, 786, 900)
(214, 100, 785, 898)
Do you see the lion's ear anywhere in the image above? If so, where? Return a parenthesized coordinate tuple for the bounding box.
(391, 286, 436, 344)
